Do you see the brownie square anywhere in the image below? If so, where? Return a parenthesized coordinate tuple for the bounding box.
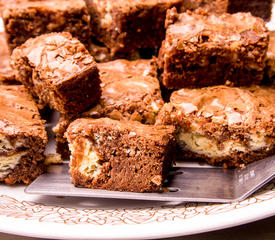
(65, 118, 175, 192)
(54, 59, 163, 159)
(0, 85, 47, 184)
(3, 0, 90, 51)
(181, 0, 228, 14)
(11, 32, 101, 115)
(85, 0, 182, 57)
(158, 8, 269, 89)
(87, 59, 162, 123)
(156, 85, 275, 168)
(0, 32, 18, 85)
(228, 0, 273, 21)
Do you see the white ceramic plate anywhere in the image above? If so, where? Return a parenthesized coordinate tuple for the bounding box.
(0, 180, 274, 240)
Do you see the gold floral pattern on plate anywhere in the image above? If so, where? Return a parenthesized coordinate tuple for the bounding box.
(0, 180, 274, 226)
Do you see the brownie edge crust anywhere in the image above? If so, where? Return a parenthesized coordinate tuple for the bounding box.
(11, 32, 101, 115)
(158, 9, 269, 89)
(156, 86, 275, 168)
(65, 118, 176, 192)
(0, 85, 47, 184)
(3, 0, 90, 51)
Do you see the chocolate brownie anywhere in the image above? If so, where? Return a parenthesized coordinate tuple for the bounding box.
(84, 0, 182, 57)
(65, 118, 175, 192)
(0, 85, 47, 184)
(266, 31, 275, 84)
(87, 59, 162, 122)
(3, 0, 90, 51)
(11, 32, 101, 115)
(54, 59, 163, 159)
(181, 0, 228, 14)
(158, 8, 269, 89)
(228, 0, 273, 21)
(156, 85, 275, 168)
(0, 32, 18, 85)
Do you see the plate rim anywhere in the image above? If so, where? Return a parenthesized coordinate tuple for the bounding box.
(0, 180, 274, 240)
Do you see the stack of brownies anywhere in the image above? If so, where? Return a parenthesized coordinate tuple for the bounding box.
(0, 0, 274, 192)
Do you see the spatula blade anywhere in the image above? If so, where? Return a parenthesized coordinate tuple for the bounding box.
(25, 155, 275, 203)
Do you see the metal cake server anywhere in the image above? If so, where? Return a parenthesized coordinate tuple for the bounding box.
(25, 155, 275, 203)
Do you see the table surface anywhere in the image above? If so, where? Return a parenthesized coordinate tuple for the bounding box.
(0, 216, 274, 240)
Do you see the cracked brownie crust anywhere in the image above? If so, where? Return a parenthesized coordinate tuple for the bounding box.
(156, 86, 275, 168)
(0, 85, 47, 184)
(11, 32, 101, 115)
(158, 8, 269, 89)
(66, 118, 175, 192)
(85, 60, 162, 124)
